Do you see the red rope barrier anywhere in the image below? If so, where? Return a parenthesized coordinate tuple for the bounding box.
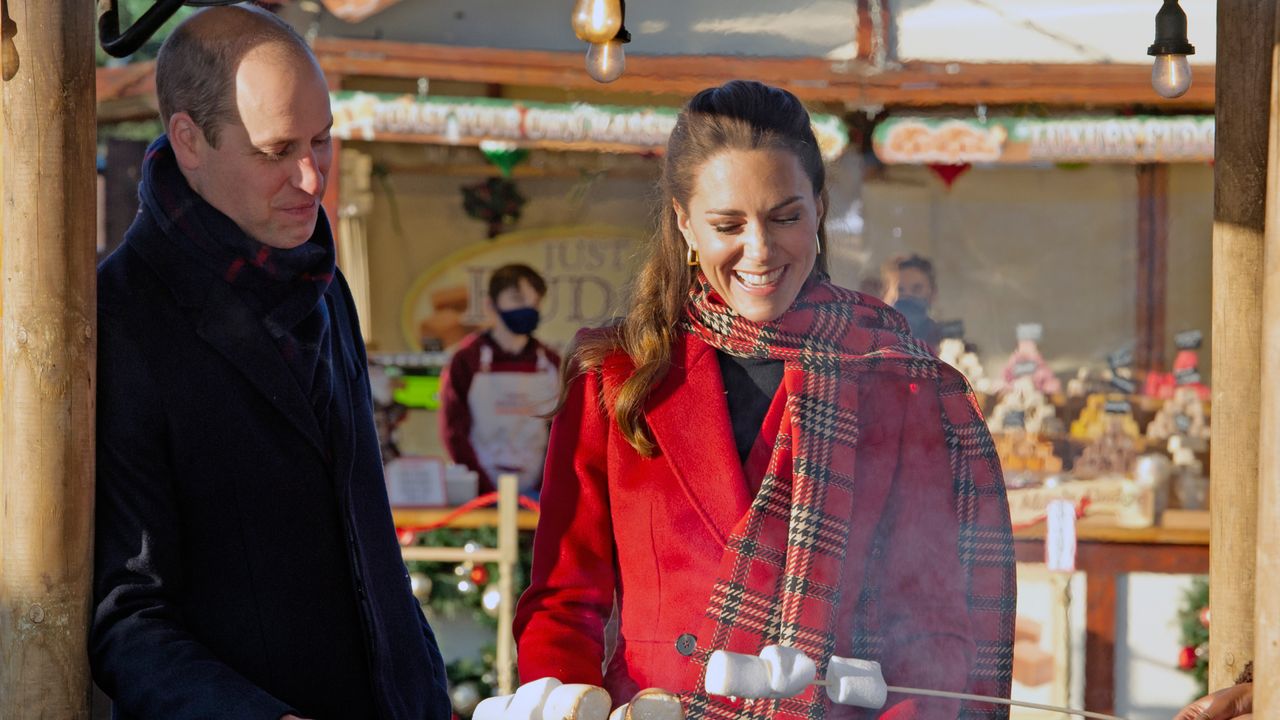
(396, 492, 541, 536)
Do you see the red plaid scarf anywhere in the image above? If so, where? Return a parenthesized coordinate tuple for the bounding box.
(677, 275, 1014, 719)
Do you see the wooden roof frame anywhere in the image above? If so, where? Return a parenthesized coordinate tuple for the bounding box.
(96, 36, 1215, 124)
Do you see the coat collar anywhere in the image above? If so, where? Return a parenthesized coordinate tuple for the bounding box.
(126, 213, 328, 460)
(642, 333, 754, 545)
(196, 281, 329, 459)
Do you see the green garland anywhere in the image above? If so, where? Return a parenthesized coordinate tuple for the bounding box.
(404, 526, 534, 693)
(1176, 576, 1209, 697)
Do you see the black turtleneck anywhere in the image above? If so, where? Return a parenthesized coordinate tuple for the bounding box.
(716, 351, 784, 463)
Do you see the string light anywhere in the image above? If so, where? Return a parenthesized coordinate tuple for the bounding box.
(1147, 0, 1195, 99)
(586, 39, 626, 83)
(579, 0, 631, 83)
(571, 0, 623, 44)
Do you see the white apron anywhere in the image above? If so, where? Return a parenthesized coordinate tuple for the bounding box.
(466, 342, 560, 493)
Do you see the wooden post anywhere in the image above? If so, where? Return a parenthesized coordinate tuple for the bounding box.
(1255, 1, 1280, 713)
(496, 472, 519, 695)
(0, 1, 97, 717)
(1210, 0, 1274, 692)
(1136, 163, 1169, 372)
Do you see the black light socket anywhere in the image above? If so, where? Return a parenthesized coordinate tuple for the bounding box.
(1147, 0, 1195, 57)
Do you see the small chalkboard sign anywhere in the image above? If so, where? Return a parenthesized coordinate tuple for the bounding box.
(1175, 329, 1204, 350)
(1104, 399, 1133, 415)
(1175, 414, 1193, 432)
(1108, 345, 1135, 370)
(1175, 368, 1203, 386)
(1013, 360, 1039, 378)
(1004, 410, 1027, 429)
(1110, 374, 1138, 394)
(938, 319, 966, 340)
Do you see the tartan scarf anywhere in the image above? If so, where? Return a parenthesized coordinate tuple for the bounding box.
(677, 274, 1014, 719)
(138, 135, 338, 428)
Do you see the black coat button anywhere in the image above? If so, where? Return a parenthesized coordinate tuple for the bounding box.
(675, 633, 697, 656)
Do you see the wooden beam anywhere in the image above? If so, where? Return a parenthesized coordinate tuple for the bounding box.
(0, 0, 98, 717)
(855, 0, 892, 67)
(1135, 163, 1169, 372)
(1210, 0, 1273, 693)
(1256, 0, 1280, 714)
(95, 40, 1218, 122)
(95, 60, 157, 123)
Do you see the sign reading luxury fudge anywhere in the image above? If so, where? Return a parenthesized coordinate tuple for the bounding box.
(401, 225, 647, 353)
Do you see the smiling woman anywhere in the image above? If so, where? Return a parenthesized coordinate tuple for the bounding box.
(513, 80, 1016, 719)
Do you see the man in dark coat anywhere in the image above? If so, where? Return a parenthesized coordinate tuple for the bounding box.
(90, 7, 451, 719)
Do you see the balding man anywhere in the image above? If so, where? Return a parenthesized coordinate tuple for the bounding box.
(91, 7, 450, 719)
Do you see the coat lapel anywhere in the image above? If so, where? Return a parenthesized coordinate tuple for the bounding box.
(197, 281, 328, 459)
(643, 334, 753, 545)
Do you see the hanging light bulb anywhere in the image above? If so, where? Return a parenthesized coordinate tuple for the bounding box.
(586, 40, 626, 84)
(1151, 54, 1192, 100)
(1147, 0, 1195, 99)
(572, 0, 623, 44)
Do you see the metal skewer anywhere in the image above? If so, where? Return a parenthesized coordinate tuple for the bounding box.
(809, 679, 1127, 720)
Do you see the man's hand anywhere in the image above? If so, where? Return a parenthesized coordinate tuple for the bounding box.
(1174, 682, 1252, 720)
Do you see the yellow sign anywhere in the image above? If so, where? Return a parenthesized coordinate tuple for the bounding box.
(401, 225, 647, 353)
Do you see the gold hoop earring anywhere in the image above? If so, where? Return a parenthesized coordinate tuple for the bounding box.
(687, 245, 700, 266)
(815, 234, 822, 254)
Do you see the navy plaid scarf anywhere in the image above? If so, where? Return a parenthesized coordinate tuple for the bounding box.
(677, 274, 1014, 719)
(138, 135, 337, 428)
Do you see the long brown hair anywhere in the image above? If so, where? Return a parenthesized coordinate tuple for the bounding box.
(564, 80, 830, 456)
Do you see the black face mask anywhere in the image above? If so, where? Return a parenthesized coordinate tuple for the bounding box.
(893, 296, 932, 337)
(498, 307, 540, 336)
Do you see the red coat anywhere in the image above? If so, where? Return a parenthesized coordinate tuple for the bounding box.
(515, 332, 987, 718)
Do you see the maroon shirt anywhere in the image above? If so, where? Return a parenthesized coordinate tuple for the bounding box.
(438, 331, 561, 493)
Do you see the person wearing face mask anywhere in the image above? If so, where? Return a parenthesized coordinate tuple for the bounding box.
(881, 253, 942, 350)
(440, 263, 561, 496)
(513, 81, 1014, 719)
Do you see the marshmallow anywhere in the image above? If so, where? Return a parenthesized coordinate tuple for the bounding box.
(758, 645, 817, 698)
(608, 704, 629, 720)
(704, 650, 773, 698)
(543, 683, 611, 720)
(825, 656, 888, 709)
(472, 694, 513, 720)
(507, 677, 563, 719)
(625, 689, 684, 720)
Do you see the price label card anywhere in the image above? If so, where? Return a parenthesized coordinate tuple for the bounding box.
(1108, 345, 1135, 370)
(1013, 360, 1039, 378)
(1004, 410, 1027, 430)
(1110, 374, 1137, 394)
(1104, 399, 1133, 415)
(1045, 499, 1078, 573)
(1016, 323, 1044, 342)
(1175, 368, 1202, 386)
(1175, 329, 1204, 350)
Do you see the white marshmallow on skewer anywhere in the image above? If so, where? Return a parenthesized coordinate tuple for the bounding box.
(758, 645, 817, 698)
(507, 677, 564, 719)
(472, 693, 513, 720)
(543, 683, 612, 720)
(824, 656, 888, 709)
(625, 688, 684, 719)
(704, 650, 773, 698)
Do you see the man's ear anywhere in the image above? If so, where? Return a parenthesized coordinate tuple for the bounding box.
(168, 112, 205, 171)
